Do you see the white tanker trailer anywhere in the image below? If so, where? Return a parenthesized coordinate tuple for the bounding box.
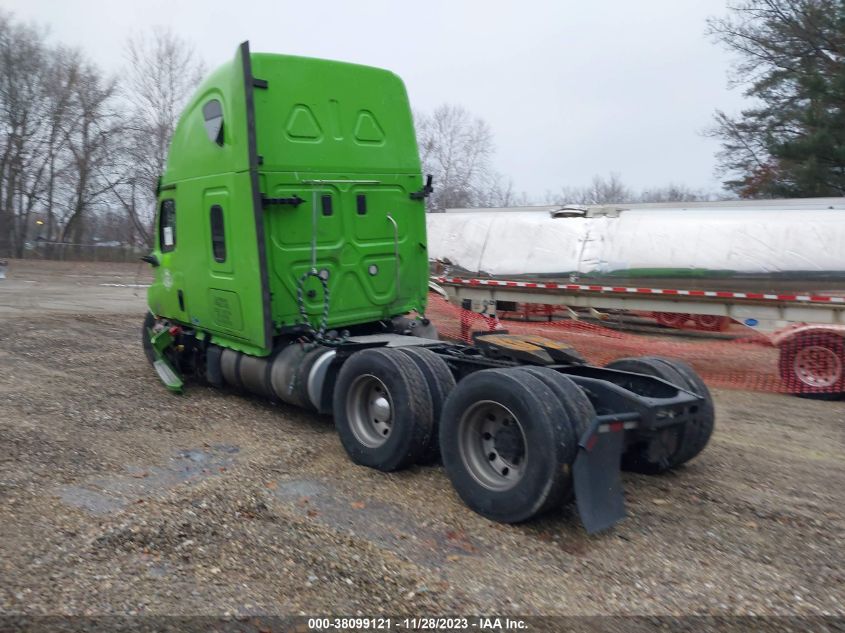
(427, 199, 845, 397)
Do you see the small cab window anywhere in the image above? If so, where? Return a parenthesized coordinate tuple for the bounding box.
(159, 199, 176, 252)
(202, 99, 224, 146)
(210, 204, 226, 262)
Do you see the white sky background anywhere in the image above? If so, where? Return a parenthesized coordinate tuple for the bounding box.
(6, 0, 747, 198)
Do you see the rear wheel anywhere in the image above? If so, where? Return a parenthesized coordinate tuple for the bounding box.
(605, 356, 714, 472)
(779, 333, 844, 400)
(333, 348, 433, 472)
(439, 368, 578, 523)
(511, 366, 595, 501)
(394, 346, 456, 464)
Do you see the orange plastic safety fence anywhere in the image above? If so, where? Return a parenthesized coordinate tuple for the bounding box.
(426, 294, 844, 398)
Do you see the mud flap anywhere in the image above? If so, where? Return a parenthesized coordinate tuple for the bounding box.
(573, 418, 627, 534)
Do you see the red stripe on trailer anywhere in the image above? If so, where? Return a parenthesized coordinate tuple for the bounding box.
(433, 276, 845, 305)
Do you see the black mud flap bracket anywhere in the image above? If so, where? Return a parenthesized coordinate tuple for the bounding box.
(573, 413, 637, 534)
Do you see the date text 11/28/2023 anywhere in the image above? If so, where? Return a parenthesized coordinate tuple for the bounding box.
(307, 616, 528, 631)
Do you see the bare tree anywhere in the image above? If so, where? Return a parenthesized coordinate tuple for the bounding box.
(415, 104, 500, 211)
(0, 12, 50, 256)
(638, 183, 714, 203)
(551, 173, 633, 205)
(61, 62, 120, 250)
(114, 27, 205, 245)
(549, 174, 719, 206)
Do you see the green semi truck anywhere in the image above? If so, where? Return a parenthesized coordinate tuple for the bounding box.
(142, 42, 714, 533)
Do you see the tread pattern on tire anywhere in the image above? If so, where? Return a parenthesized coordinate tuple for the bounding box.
(511, 366, 595, 501)
(395, 346, 456, 464)
(142, 312, 156, 365)
(333, 347, 433, 472)
(439, 368, 577, 523)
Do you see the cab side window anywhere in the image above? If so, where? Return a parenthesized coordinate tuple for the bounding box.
(159, 199, 176, 252)
(210, 204, 226, 262)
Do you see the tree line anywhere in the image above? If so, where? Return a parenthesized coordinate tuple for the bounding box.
(0, 12, 203, 258)
(1, 0, 842, 256)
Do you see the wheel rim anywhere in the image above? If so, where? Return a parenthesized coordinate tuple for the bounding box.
(656, 312, 688, 328)
(793, 345, 843, 388)
(458, 400, 526, 491)
(347, 374, 393, 447)
(694, 315, 721, 328)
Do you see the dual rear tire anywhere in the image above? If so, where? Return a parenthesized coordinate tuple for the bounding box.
(332, 346, 455, 472)
(333, 350, 593, 523)
(605, 356, 714, 473)
(439, 367, 594, 523)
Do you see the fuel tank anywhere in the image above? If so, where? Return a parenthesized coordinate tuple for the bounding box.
(427, 200, 845, 296)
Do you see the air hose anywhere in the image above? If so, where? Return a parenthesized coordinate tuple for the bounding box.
(295, 268, 346, 347)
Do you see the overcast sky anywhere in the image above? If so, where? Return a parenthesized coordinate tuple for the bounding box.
(7, 0, 747, 198)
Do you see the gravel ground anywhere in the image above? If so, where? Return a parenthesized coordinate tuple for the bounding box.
(0, 260, 843, 617)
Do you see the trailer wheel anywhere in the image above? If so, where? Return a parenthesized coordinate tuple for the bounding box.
(333, 348, 433, 472)
(439, 368, 577, 523)
(605, 356, 714, 472)
(511, 366, 595, 501)
(142, 312, 157, 365)
(692, 314, 731, 332)
(395, 346, 456, 464)
(778, 333, 844, 400)
(654, 312, 690, 329)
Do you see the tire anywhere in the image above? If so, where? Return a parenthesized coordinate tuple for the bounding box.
(333, 347, 434, 472)
(439, 368, 578, 523)
(778, 333, 845, 400)
(510, 366, 594, 440)
(654, 312, 690, 329)
(510, 366, 595, 501)
(395, 346, 456, 464)
(142, 312, 156, 365)
(692, 314, 731, 332)
(605, 356, 714, 472)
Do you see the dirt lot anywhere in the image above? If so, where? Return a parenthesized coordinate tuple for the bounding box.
(0, 260, 843, 617)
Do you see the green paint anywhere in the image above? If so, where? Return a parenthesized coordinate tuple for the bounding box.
(146, 43, 428, 356)
(150, 328, 184, 393)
